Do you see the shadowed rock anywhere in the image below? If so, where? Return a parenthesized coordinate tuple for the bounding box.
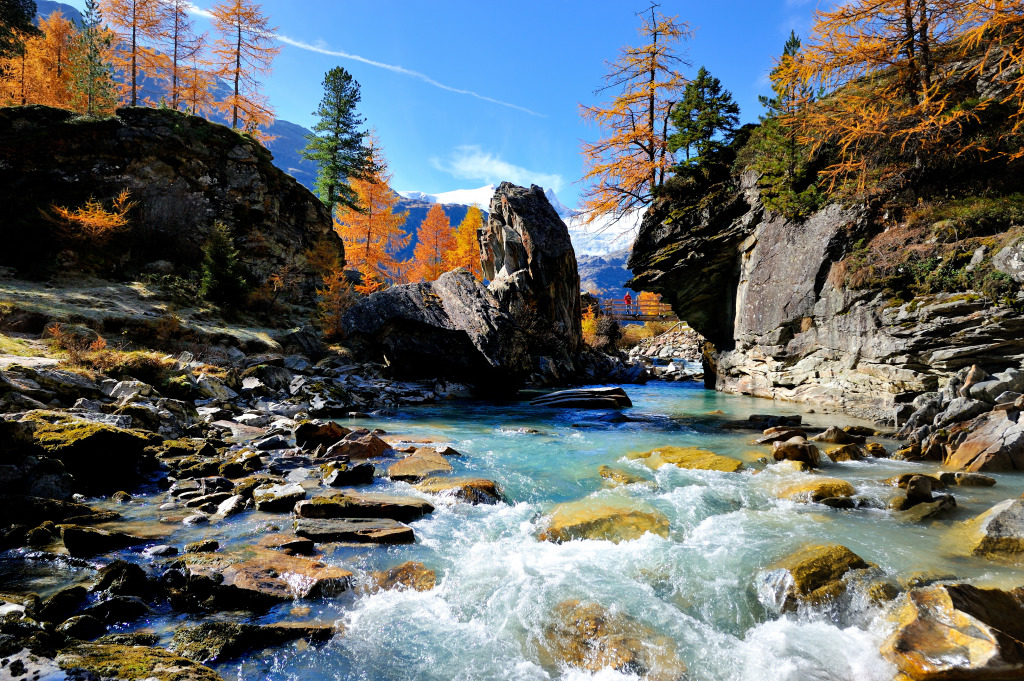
(341, 269, 530, 392)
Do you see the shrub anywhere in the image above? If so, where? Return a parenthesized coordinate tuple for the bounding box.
(316, 269, 356, 340)
(200, 222, 249, 306)
(44, 323, 104, 365)
(45, 189, 136, 247)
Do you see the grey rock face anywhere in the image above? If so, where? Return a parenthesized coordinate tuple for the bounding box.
(628, 174, 1024, 421)
(483, 182, 583, 353)
(993, 240, 1024, 283)
(342, 269, 530, 392)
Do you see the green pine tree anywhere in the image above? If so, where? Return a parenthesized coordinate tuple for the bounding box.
(668, 66, 740, 177)
(69, 0, 117, 116)
(200, 222, 249, 306)
(301, 67, 373, 212)
(736, 32, 823, 218)
(0, 0, 41, 60)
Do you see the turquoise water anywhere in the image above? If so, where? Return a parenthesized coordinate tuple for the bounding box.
(15, 382, 1024, 681)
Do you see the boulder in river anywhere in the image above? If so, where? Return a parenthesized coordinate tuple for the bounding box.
(538, 498, 670, 544)
(294, 517, 415, 545)
(881, 583, 1024, 680)
(387, 449, 453, 482)
(960, 498, 1024, 560)
(182, 548, 352, 608)
(538, 599, 687, 681)
(758, 544, 871, 613)
(253, 483, 306, 512)
(777, 477, 856, 503)
(294, 491, 434, 523)
(56, 643, 223, 681)
(171, 621, 336, 664)
(772, 438, 821, 467)
(366, 561, 437, 593)
(483, 182, 583, 355)
(629, 446, 744, 473)
(341, 269, 530, 393)
(414, 477, 504, 504)
(945, 408, 1024, 472)
(530, 387, 633, 410)
(60, 526, 146, 558)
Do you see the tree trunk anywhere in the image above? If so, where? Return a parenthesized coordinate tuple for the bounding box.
(232, 19, 241, 128)
(131, 10, 137, 107)
(917, 0, 932, 105)
(647, 12, 658, 194)
(903, 0, 920, 106)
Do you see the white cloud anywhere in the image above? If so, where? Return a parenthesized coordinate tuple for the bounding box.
(431, 146, 564, 192)
(186, 3, 542, 117)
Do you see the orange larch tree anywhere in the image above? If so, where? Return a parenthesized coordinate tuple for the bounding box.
(780, 0, 990, 194)
(33, 10, 78, 108)
(410, 203, 457, 282)
(333, 135, 410, 294)
(960, 0, 1024, 157)
(448, 204, 484, 278)
(100, 0, 165, 106)
(578, 4, 692, 223)
(178, 34, 216, 117)
(159, 0, 206, 110)
(209, 0, 279, 137)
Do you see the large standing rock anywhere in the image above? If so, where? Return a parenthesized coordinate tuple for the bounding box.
(946, 409, 1024, 472)
(341, 269, 530, 391)
(482, 182, 582, 353)
(881, 584, 1024, 680)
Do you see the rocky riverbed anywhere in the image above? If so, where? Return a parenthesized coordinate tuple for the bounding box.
(3, 350, 1024, 680)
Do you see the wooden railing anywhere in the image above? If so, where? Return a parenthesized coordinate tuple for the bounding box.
(598, 299, 678, 321)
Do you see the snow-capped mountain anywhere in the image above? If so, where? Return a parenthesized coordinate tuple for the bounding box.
(397, 184, 640, 257)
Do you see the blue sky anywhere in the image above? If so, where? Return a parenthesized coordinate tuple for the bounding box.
(63, 0, 823, 206)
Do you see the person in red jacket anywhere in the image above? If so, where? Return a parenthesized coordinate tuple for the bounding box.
(623, 292, 632, 314)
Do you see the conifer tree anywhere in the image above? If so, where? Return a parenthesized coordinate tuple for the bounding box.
(35, 11, 77, 107)
(159, 0, 205, 110)
(410, 204, 456, 282)
(333, 134, 410, 294)
(101, 0, 164, 106)
(0, 0, 40, 59)
(301, 66, 372, 212)
(200, 221, 248, 305)
(668, 66, 739, 176)
(579, 3, 692, 222)
(209, 0, 279, 137)
(449, 205, 484, 278)
(68, 0, 117, 116)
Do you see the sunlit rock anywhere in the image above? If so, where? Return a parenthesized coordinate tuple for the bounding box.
(758, 544, 871, 612)
(628, 446, 744, 473)
(538, 498, 669, 544)
(881, 583, 1024, 680)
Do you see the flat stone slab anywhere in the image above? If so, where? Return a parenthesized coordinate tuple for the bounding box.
(295, 492, 434, 523)
(294, 517, 415, 545)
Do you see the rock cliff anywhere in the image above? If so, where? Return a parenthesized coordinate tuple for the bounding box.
(0, 105, 340, 293)
(629, 172, 1024, 422)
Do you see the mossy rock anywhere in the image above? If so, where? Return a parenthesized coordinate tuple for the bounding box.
(24, 413, 152, 494)
(56, 643, 223, 680)
(627, 446, 744, 473)
(778, 477, 856, 503)
(170, 622, 334, 664)
(538, 498, 670, 544)
(763, 544, 872, 612)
